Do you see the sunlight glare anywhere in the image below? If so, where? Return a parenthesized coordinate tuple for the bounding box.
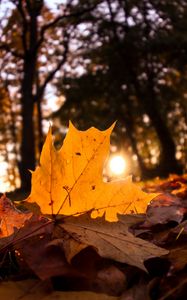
(109, 155, 127, 175)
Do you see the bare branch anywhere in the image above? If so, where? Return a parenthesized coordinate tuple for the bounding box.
(36, 3, 98, 50)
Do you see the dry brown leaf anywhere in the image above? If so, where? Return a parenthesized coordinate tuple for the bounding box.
(60, 214, 168, 271)
(18, 231, 81, 280)
(0, 215, 51, 252)
(145, 194, 185, 225)
(27, 122, 156, 221)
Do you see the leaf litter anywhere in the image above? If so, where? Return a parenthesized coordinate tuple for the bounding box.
(0, 124, 187, 299)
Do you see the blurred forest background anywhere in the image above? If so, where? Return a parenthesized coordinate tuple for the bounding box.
(0, 0, 186, 193)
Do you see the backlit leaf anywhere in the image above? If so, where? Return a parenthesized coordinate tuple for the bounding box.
(28, 122, 156, 221)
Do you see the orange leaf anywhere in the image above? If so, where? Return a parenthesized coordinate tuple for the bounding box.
(0, 195, 32, 237)
(27, 122, 157, 221)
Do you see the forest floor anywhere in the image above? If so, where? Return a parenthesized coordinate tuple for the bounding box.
(1, 174, 187, 300)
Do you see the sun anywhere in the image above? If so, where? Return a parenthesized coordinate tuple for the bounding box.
(109, 155, 127, 176)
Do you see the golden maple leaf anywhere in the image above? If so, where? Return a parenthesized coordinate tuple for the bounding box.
(27, 122, 156, 221)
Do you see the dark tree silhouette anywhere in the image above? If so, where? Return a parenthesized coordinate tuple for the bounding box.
(0, 0, 99, 190)
(54, 0, 186, 178)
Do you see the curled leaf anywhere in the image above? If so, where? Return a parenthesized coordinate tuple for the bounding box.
(60, 214, 168, 271)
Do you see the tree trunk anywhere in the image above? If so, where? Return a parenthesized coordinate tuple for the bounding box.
(35, 71, 44, 153)
(106, 1, 182, 178)
(143, 65, 182, 176)
(115, 97, 150, 177)
(19, 58, 36, 191)
(19, 11, 38, 191)
(126, 65, 182, 177)
(143, 97, 182, 176)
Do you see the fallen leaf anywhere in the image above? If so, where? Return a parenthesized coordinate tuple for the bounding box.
(18, 231, 81, 280)
(27, 122, 156, 221)
(0, 215, 68, 281)
(0, 217, 98, 282)
(143, 174, 187, 196)
(0, 215, 51, 252)
(145, 194, 185, 225)
(0, 195, 32, 237)
(59, 214, 168, 271)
